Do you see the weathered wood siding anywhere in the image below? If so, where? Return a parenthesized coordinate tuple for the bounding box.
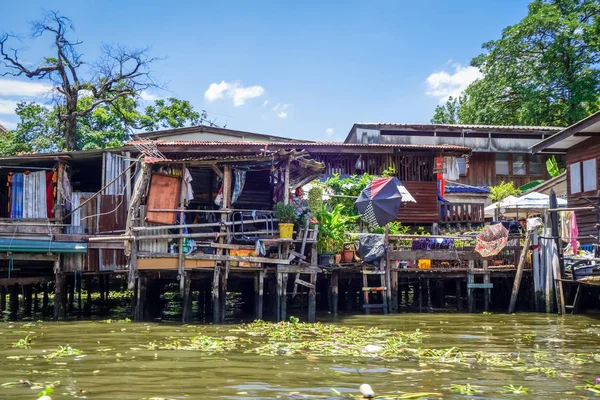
(458, 152, 549, 187)
(566, 137, 600, 244)
(396, 182, 439, 224)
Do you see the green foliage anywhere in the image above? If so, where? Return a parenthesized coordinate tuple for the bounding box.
(45, 344, 83, 359)
(0, 95, 203, 155)
(307, 186, 323, 213)
(12, 334, 34, 349)
(449, 384, 483, 395)
(432, 0, 600, 126)
(430, 95, 464, 124)
(381, 166, 396, 178)
(546, 155, 564, 177)
(273, 202, 298, 224)
(315, 204, 358, 253)
(37, 386, 54, 398)
(489, 181, 520, 202)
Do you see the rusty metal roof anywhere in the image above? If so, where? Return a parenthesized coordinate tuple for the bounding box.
(354, 122, 563, 131)
(129, 140, 471, 151)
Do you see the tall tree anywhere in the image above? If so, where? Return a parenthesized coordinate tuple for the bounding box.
(432, 0, 600, 126)
(430, 96, 462, 124)
(0, 11, 157, 150)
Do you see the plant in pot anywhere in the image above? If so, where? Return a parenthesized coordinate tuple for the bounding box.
(341, 242, 355, 263)
(273, 202, 298, 239)
(315, 204, 358, 265)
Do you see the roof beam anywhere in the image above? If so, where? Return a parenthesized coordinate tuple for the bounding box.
(531, 111, 600, 153)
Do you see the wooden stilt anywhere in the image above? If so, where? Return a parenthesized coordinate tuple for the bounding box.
(24, 285, 32, 317)
(54, 273, 66, 320)
(438, 280, 444, 309)
(390, 268, 399, 312)
(456, 279, 462, 312)
(99, 275, 105, 302)
(276, 271, 282, 321)
(219, 268, 227, 322)
(42, 283, 49, 311)
(330, 270, 339, 316)
(467, 261, 475, 313)
(33, 285, 39, 314)
(85, 278, 92, 316)
(104, 275, 110, 302)
(345, 279, 353, 312)
(9, 284, 18, 320)
(418, 280, 423, 312)
(212, 265, 221, 323)
(77, 274, 83, 316)
(308, 273, 317, 322)
(68, 275, 75, 313)
(0, 286, 5, 311)
(182, 273, 192, 323)
(254, 269, 264, 320)
(281, 272, 288, 321)
(426, 279, 432, 312)
(483, 260, 490, 312)
(135, 276, 147, 321)
(508, 232, 532, 313)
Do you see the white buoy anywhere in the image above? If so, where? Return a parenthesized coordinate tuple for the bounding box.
(359, 383, 375, 398)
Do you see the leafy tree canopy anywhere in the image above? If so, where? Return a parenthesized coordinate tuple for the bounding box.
(432, 0, 600, 126)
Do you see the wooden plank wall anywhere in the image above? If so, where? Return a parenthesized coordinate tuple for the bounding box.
(566, 137, 600, 244)
(458, 152, 549, 187)
(396, 181, 439, 224)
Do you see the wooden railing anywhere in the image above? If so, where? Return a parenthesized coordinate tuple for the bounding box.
(439, 202, 484, 223)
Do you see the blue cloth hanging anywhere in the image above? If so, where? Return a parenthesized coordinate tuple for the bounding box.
(11, 173, 24, 218)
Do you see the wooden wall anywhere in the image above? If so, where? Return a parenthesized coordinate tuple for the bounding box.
(396, 181, 439, 224)
(566, 137, 600, 244)
(458, 152, 550, 187)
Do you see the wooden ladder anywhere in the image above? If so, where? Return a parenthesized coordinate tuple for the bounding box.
(467, 260, 493, 312)
(362, 267, 388, 314)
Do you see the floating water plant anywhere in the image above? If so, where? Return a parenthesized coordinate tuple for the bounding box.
(501, 385, 529, 394)
(449, 383, 483, 395)
(45, 345, 83, 359)
(12, 334, 34, 348)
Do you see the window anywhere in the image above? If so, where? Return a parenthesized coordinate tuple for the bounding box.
(513, 154, 526, 175)
(570, 159, 597, 194)
(570, 162, 582, 194)
(529, 155, 543, 175)
(583, 159, 597, 192)
(496, 153, 509, 175)
(457, 157, 466, 176)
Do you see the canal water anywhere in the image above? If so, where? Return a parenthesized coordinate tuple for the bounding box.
(1, 313, 599, 399)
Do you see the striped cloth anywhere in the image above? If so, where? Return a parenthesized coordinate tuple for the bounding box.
(232, 169, 246, 204)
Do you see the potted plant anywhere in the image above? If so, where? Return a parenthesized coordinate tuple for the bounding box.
(273, 202, 298, 239)
(315, 204, 357, 265)
(341, 242, 355, 263)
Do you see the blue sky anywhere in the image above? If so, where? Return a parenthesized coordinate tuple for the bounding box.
(1, 0, 532, 141)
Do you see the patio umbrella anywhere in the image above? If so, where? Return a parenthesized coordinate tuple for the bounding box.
(355, 177, 415, 227)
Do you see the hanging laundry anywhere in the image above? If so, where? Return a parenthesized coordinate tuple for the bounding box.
(23, 171, 47, 218)
(181, 167, 194, 204)
(560, 211, 572, 243)
(232, 169, 246, 203)
(61, 169, 72, 212)
(214, 185, 223, 207)
(443, 157, 460, 181)
(570, 211, 579, 254)
(46, 171, 54, 219)
(10, 173, 24, 219)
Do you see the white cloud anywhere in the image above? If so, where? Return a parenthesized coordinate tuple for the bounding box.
(0, 99, 18, 114)
(0, 78, 52, 97)
(325, 128, 334, 137)
(278, 112, 288, 119)
(262, 100, 269, 107)
(0, 120, 16, 130)
(140, 90, 160, 101)
(204, 80, 265, 106)
(425, 64, 482, 102)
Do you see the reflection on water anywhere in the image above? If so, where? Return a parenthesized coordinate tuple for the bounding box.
(0, 313, 599, 399)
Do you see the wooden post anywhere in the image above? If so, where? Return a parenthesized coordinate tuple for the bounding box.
(390, 267, 399, 312)
(104, 275, 110, 302)
(418, 279, 423, 312)
(9, 284, 18, 320)
(308, 273, 317, 322)
(345, 279, 353, 312)
(426, 279, 432, 312)
(24, 285, 32, 317)
(33, 285, 39, 314)
(483, 260, 490, 312)
(182, 272, 192, 323)
(283, 157, 291, 205)
(42, 283, 49, 311)
(275, 270, 282, 321)
(330, 270, 339, 316)
(0, 285, 6, 311)
(384, 225, 392, 311)
(85, 278, 92, 316)
(281, 272, 288, 321)
(125, 162, 150, 290)
(508, 232, 532, 313)
(77, 273, 82, 316)
(55, 162, 65, 222)
(467, 261, 475, 313)
(54, 271, 66, 320)
(135, 275, 147, 321)
(177, 162, 186, 294)
(68, 275, 75, 313)
(456, 279, 462, 312)
(254, 269, 264, 320)
(532, 230, 542, 312)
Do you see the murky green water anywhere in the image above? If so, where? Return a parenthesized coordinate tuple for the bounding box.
(1, 313, 600, 399)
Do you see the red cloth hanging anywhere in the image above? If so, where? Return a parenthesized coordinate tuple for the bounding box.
(46, 171, 54, 218)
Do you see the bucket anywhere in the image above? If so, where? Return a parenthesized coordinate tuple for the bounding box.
(318, 253, 332, 266)
(418, 259, 431, 269)
(279, 223, 294, 239)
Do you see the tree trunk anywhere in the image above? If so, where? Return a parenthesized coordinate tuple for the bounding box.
(64, 115, 78, 151)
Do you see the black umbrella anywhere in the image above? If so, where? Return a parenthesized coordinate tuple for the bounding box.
(355, 177, 414, 227)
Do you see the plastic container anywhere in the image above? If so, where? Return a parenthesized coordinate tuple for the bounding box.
(418, 259, 431, 269)
(279, 223, 294, 239)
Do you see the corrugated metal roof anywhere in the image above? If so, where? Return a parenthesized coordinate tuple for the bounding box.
(134, 125, 309, 142)
(132, 140, 471, 151)
(355, 123, 563, 131)
(445, 185, 490, 194)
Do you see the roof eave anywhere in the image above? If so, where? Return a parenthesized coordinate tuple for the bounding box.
(531, 110, 600, 153)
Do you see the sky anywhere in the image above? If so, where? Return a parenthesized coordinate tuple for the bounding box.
(1, 0, 533, 141)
